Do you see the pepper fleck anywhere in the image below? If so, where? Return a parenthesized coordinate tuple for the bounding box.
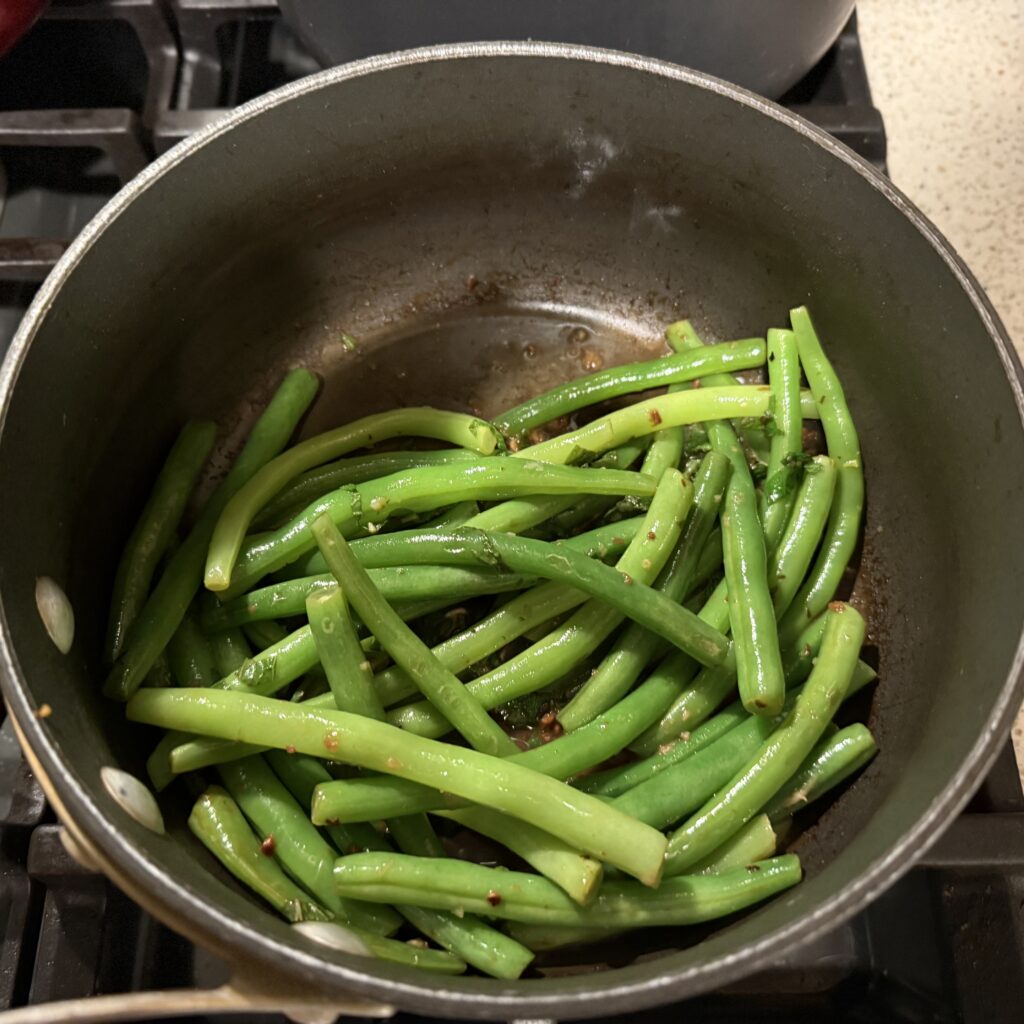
(486, 890, 502, 907)
(260, 835, 276, 856)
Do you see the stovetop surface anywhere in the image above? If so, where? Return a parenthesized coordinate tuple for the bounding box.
(1, 5, 1022, 1023)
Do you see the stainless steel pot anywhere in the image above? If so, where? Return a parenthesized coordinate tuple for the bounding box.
(1, 43, 1022, 1021)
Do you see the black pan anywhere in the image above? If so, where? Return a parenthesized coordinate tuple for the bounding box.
(1, 44, 1023, 1021)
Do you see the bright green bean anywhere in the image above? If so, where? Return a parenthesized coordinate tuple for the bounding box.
(218, 755, 403, 936)
(496, 339, 767, 438)
(760, 328, 803, 553)
(203, 565, 534, 631)
(438, 807, 603, 905)
(558, 451, 732, 729)
(306, 586, 386, 721)
(664, 603, 866, 874)
(779, 306, 864, 645)
(227, 460, 660, 595)
(769, 455, 837, 616)
(206, 409, 502, 592)
(691, 813, 778, 874)
(464, 441, 648, 534)
(385, 470, 695, 740)
(106, 420, 217, 662)
(255, 449, 482, 528)
(188, 786, 330, 923)
(126, 688, 669, 885)
(105, 368, 320, 701)
(311, 517, 517, 757)
(515, 384, 819, 466)
(333, 852, 801, 927)
(763, 722, 877, 823)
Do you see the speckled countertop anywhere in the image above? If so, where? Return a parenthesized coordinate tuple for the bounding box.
(857, 1, 1024, 767)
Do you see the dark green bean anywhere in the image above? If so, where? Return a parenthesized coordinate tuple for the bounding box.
(105, 368, 320, 701)
(167, 610, 217, 688)
(207, 626, 252, 677)
(106, 420, 217, 662)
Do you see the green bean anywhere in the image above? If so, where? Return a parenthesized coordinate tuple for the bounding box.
(167, 610, 217, 687)
(691, 813, 778, 874)
(218, 755, 403, 936)
(576, 701, 747, 797)
(208, 627, 252, 678)
(612, 703, 796, 830)
(760, 328, 803, 554)
(205, 409, 502, 592)
(226, 460, 660, 595)
(105, 368, 320, 701)
(769, 456, 837, 616)
(204, 565, 534, 631)
(465, 441, 648, 534)
(312, 517, 517, 757)
(515, 384, 819, 466)
(763, 723, 877, 823)
(506, 812, 780, 952)
(381, 814, 535, 979)
(256, 449, 482, 528)
(289, 508, 642, 581)
(146, 730, 190, 792)
(166, 519, 644, 774)
(558, 451, 732, 729)
(126, 689, 669, 885)
(144, 654, 175, 689)
(629, 578, 733, 755)
(385, 470, 695, 740)
(778, 306, 864, 645)
(243, 618, 290, 650)
(664, 603, 866, 874)
(333, 852, 801, 927)
(188, 786, 331, 923)
(105, 420, 217, 662)
(495, 338, 767, 438)
(438, 807, 603, 905)
(306, 586, 386, 721)
(425, 500, 481, 528)
(708, 409, 785, 716)
(264, 749, 383, 856)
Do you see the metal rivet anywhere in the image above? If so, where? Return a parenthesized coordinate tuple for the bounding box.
(292, 921, 372, 958)
(35, 576, 74, 654)
(100, 766, 165, 835)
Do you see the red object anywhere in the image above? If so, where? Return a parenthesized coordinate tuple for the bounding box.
(0, 0, 49, 58)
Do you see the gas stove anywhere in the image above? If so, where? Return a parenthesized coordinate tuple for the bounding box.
(1, 5, 1022, 1022)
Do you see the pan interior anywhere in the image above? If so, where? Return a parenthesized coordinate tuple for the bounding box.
(1, 50, 1022, 1015)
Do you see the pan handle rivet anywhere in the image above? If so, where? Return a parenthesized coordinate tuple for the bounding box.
(35, 576, 74, 654)
(101, 766, 165, 835)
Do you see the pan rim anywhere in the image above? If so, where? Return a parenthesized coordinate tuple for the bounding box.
(2, 40, 1023, 1018)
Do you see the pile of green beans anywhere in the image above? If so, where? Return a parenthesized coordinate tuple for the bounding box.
(104, 306, 877, 978)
